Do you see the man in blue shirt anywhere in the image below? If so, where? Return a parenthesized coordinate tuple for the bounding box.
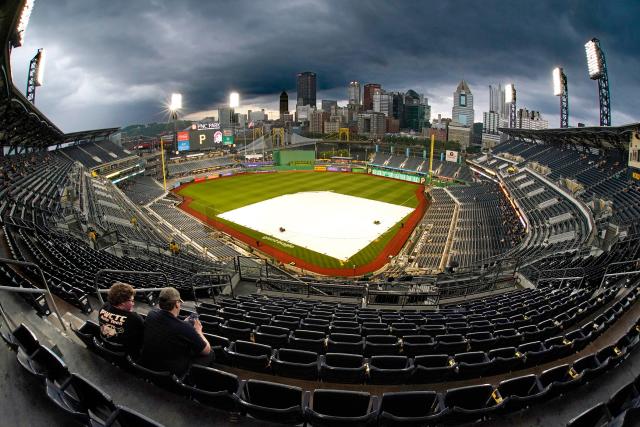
(140, 287, 211, 377)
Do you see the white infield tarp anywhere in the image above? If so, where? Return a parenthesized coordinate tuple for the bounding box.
(218, 191, 413, 261)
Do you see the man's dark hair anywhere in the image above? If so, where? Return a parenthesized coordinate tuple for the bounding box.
(107, 282, 135, 306)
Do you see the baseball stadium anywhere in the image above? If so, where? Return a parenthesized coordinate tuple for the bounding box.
(1, 1, 640, 427)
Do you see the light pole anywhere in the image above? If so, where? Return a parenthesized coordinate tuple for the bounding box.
(163, 93, 182, 191)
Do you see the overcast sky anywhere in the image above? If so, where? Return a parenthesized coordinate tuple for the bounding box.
(9, 0, 639, 133)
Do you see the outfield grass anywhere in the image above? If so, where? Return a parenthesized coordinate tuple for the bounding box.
(177, 172, 420, 269)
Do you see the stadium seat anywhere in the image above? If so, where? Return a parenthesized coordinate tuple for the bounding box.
(46, 373, 117, 424)
(271, 348, 319, 380)
(607, 382, 640, 417)
(455, 351, 493, 379)
(305, 389, 379, 427)
(225, 340, 272, 372)
(518, 341, 553, 368)
(566, 329, 591, 352)
(16, 344, 70, 384)
(178, 365, 241, 411)
(420, 324, 446, 338)
(444, 384, 503, 424)
(254, 325, 289, 348)
(9, 323, 40, 356)
(288, 329, 326, 353)
(467, 331, 498, 352)
(412, 354, 455, 383)
(126, 356, 182, 390)
(245, 311, 272, 327)
(331, 321, 361, 335)
(219, 319, 254, 342)
(377, 391, 447, 426)
(89, 405, 164, 427)
(271, 315, 300, 331)
(363, 335, 400, 356)
(320, 353, 367, 384)
(544, 336, 574, 359)
(538, 364, 583, 397)
(596, 344, 626, 369)
(239, 379, 308, 425)
(368, 355, 414, 385)
(497, 374, 548, 413)
(203, 333, 230, 364)
(494, 328, 523, 348)
(390, 323, 419, 338)
(572, 354, 608, 383)
(436, 334, 468, 354)
(327, 333, 364, 354)
(402, 335, 436, 357)
(301, 318, 331, 334)
(93, 337, 128, 367)
(362, 322, 390, 336)
(72, 320, 100, 350)
(566, 403, 611, 427)
(487, 346, 524, 375)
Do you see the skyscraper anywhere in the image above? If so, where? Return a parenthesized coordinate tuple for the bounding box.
(296, 71, 316, 108)
(372, 89, 392, 117)
(363, 83, 381, 111)
(279, 91, 289, 117)
(321, 100, 337, 113)
(452, 80, 474, 126)
(489, 84, 507, 117)
(348, 81, 361, 105)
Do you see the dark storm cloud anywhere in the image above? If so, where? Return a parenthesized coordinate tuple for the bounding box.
(10, 0, 639, 132)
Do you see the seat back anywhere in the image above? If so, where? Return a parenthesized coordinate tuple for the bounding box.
(445, 384, 496, 410)
(245, 379, 302, 409)
(187, 365, 239, 393)
(380, 391, 440, 418)
(312, 389, 372, 417)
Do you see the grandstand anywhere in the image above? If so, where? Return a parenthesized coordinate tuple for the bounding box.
(2, 1, 640, 426)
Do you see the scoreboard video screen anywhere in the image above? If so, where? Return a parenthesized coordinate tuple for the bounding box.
(177, 129, 233, 151)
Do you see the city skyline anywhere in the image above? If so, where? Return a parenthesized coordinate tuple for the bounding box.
(8, 0, 639, 132)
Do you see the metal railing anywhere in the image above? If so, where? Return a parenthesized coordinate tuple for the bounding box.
(535, 267, 587, 289)
(190, 272, 234, 304)
(600, 258, 640, 289)
(0, 257, 67, 331)
(94, 269, 169, 305)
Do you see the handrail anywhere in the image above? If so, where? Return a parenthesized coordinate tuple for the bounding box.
(190, 272, 234, 304)
(0, 257, 67, 332)
(94, 269, 169, 305)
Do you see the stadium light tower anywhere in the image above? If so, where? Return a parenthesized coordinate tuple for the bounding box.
(161, 93, 182, 190)
(585, 38, 611, 126)
(26, 48, 45, 104)
(552, 67, 568, 128)
(229, 92, 240, 108)
(505, 83, 516, 128)
(9, 0, 35, 48)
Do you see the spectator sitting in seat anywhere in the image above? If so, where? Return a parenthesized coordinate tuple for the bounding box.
(140, 287, 211, 377)
(99, 282, 144, 357)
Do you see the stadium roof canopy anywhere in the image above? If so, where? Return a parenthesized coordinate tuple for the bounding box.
(1, 0, 65, 153)
(64, 128, 120, 144)
(500, 123, 639, 152)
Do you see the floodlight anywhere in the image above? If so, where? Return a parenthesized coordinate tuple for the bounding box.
(170, 93, 182, 111)
(35, 49, 45, 86)
(585, 39, 603, 79)
(505, 84, 515, 103)
(13, 0, 35, 47)
(552, 67, 563, 96)
(229, 92, 240, 108)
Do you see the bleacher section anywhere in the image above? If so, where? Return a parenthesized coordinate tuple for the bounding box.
(61, 140, 135, 169)
(369, 153, 473, 182)
(486, 139, 640, 232)
(167, 156, 237, 177)
(447, 182, 523, 267)
(119, 175, 166, 205)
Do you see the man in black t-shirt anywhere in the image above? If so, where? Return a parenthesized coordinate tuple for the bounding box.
(140, 287, 211, 377)
(98, 282, 144, 357)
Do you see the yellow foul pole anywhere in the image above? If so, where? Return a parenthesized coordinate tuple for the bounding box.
(160, 138, 167, 191)
(429, 134, 435, 182)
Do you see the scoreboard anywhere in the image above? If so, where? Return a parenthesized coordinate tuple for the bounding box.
(177, 129, 234, 152)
